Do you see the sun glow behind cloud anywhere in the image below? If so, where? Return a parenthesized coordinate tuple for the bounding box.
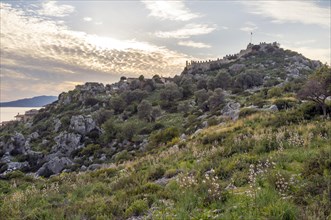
(0, 2, 190, 101)
(0, 1, 330, 102)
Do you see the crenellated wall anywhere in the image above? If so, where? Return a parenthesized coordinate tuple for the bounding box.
(185, 42, 280, 74)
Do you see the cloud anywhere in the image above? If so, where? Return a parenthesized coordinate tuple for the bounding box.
(38, 1, 75, 17)
(141, 0, 200, 21)
(155, 23, 217, 38)
(83, 17, 92, 22)
(283, 45, 330, 64)
(242, 1, 330, 28)
(293, 40, 316, 45)
(240, 22, 258, 32)
(0, 3, 192, 101)
(178, 40, 211, 48)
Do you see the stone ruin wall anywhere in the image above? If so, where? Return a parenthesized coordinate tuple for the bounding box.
(185, 42, 280, 73)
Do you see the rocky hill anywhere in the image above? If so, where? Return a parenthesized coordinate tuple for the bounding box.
(0, 43, 330, 219)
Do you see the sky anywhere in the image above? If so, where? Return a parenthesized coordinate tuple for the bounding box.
(0, 0, 330, 101)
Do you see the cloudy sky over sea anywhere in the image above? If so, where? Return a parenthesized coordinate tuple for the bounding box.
(0, 1, 330, 101)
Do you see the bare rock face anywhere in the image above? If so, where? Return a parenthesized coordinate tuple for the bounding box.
(54, 118, 62, 132)
(268, 105, 279, 112)
(52, 132, 82, 156)
(229, 64, 245, 74)
(36, 157, 74, 177)
(58, 92, 72, 105)
(7, 161, 29, 172)
(70, 115, 99, 135)
(222, 102, 241, 121)
(3, 132, 27, 155)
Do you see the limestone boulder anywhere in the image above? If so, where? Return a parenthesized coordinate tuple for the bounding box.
(36, 157, 74, 177)
(221, 102, 241, 121)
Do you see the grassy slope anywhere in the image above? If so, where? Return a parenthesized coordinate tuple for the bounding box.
(0, 111, 330, 220)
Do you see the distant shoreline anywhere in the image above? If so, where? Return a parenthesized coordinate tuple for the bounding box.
(0, 107, 41, 123)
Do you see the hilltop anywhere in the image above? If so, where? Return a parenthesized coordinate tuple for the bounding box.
(0, 96, 57, 107)
(0, 42, 330, 219)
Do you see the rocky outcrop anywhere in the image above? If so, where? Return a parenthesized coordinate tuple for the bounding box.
(52, 132, 83, 156)
(229, 64, 245, 74)
(268, 105, 279, 112)
(222, 102, 240, 121)
(36, 157, 74, 177)
(54, 118, 62, 132)
(69, 115, 99, 135)
(3, 132, 27, 155)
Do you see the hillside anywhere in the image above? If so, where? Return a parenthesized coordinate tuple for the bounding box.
(0, 42, 330, 219)
(0, 96, 58, 107)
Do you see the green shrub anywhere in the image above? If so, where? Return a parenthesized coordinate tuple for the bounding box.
(239, 108, 258, 118)
(150, 127, 180, 145)
(78, 144, 101, 157)
(125, 199, 149, 217)
(273, 99, 298, 110)
(4, 170, 24, 179)
(148, 166, 165, 181)
(85, 97, 100, 107)
(164, 168, 180, 178)
(114, 150, 132, 163)
(266, 200, 298, 220)
(298, 102, 324, 119)
(90, 167, 117, 179)
(141, 182, 162, 194)
(207, 116, 219, 126)
(267, 87, 283, 98)
(0, 180, 11, 194)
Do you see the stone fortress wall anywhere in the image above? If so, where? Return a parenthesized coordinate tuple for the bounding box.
(185, 42, 280, 74)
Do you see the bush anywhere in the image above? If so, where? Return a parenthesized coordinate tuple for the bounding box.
(94, 109, 113, 125)
(150, 127, 180, 145)
(90, 168, 117, 179)
(4, 170, 24, 179)
(207, 116, 219, 126)
(32, 111, 49, 124)
(125, 199, 149, 217)
(78, 144, 101, 157)
(273, 99, 298, 110)
(148, 166, 165, 181)
(239, 108, 258, 118)
(267, 87, 283, 98)
(298, 102, 327, 119)
(114, 150, 132, 163)
(85, 97, 100, 107)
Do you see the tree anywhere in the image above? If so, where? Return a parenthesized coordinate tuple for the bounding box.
(122, 89, 148, 105)
(297, 65, 331, 117)
(160, 83, 183, 102)
(137, 100, 152, 121)
(208, 88, 225, 110)
(160, 83, 183, 110)
(197, 78, 207, 90)
(109, 96, 125, 114)
(139, 75, 145, 81)
(215, 71, 231, 89)
(180, 76, 196, 98)
(207, 77, 216, 91)
(194, 89, 210, 111)
(151, 106, 162, 121)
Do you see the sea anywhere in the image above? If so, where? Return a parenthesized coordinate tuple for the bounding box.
(0, 107, 41, 123)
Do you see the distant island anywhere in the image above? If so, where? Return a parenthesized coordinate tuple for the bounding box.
(0, 95, 57, 107)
